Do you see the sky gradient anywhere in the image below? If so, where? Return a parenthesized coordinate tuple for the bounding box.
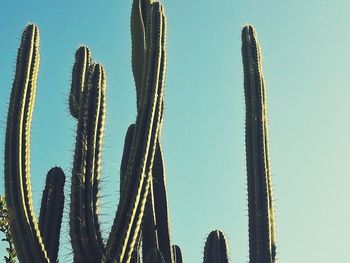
(1, 0, 350, 262)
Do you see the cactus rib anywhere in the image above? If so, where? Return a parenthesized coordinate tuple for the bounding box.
(242, 25, 276, 262)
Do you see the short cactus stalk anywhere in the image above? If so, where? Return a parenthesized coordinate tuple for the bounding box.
(203, 230, 229, 263)
(4, 24, 66, 263)
(242, 25, 277, 263)
(39, 167, 66, 263)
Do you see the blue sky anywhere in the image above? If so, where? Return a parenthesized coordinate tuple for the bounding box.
(1, 0, 350, 262)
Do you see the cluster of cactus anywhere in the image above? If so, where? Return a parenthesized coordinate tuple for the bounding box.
(1, 0, 277, 262)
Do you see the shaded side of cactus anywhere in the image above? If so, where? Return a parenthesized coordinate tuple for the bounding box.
(242, 25, 277, 263)
(145, 248, 165, 263)
(172, 245, 183, 263)
(120, 124, 136, 202)
(203, 230, 229, 263)
(4, 24, 49, 263)
(0, 195, 17, 263)
(38, 167, 66, 263)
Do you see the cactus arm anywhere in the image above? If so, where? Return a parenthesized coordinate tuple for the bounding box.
(4, 24, 50, 263)
(172, 245, 183, 263)
(70, 63, 106, 262)
(242, 25, 276, 263)
(69, 46, 92, 118)
(38, 167, 66, 263)
(106, 3, 165, 262)
(203, 230, 229, 263)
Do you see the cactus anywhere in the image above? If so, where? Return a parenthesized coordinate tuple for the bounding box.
(38, 167, 66, 263)
(68, 0, 168, 262)
(2, 1, 278, 262)
(242, 25, 277, 263)
(203, 230, 229, 263)
(144, 248, 165, 263)
(172, 245, 183, 263)
(4, 24, 66, 263)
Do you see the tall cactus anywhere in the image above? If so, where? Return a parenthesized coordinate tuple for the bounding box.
(242, 25, 277, 263)
(4, 24, 66, 263)
(68, 0, 168, 262)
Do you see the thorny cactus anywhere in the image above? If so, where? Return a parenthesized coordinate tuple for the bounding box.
(242, 25, 277, 263)
(4, 24, 66, 263)
(68, 0, 169, 262)
(2, 0, 277, 262)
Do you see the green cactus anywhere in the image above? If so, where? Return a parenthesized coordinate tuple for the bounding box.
(68, 0, 168, 262)
(2, 1, 278, 262)
(4, 24, 66, 263)
(242, 25, 277, 263)
(38, 167, 66, 263)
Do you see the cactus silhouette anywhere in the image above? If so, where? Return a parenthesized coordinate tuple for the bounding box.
(203, 230, 229, 263)
(242, 25, 277, 263)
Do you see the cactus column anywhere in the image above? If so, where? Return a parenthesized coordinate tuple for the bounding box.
(4, 24, 66, 263)
(242, 25, 277, 263)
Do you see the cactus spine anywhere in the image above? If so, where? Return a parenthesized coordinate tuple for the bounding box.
(242, 25, 277, 263)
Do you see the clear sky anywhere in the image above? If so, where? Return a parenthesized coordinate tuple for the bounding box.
(1, 0, 350, 262)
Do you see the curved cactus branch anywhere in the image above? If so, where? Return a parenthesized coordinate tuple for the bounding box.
(242, 25, 277, 263)
(39, 167, 66, 263)
(106, 2, 166, 262)
(4, 24, 50, 263)
(203, 230, 229, 263)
